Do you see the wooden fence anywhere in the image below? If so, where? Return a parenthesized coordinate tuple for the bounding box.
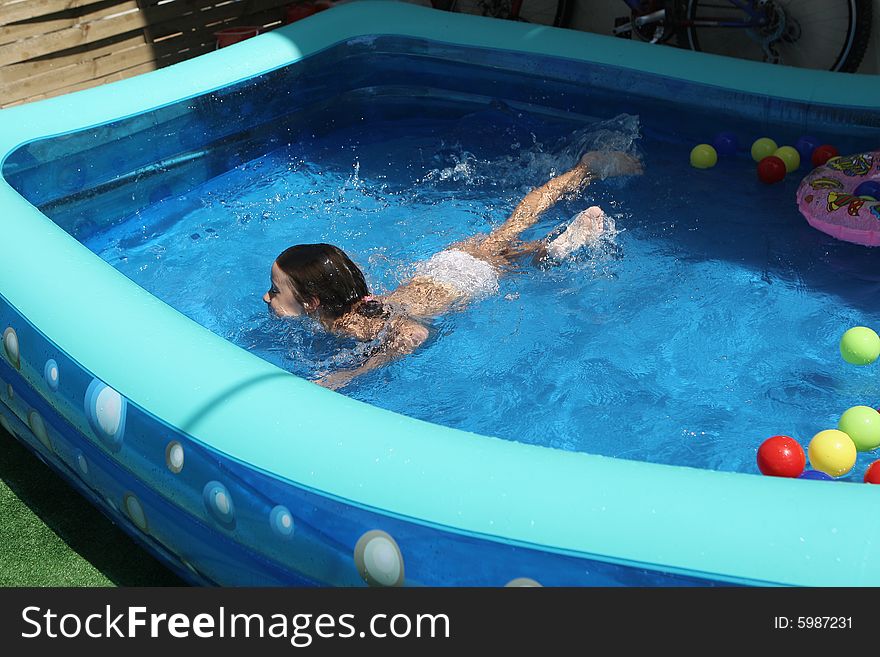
(0, 0, 303, 108)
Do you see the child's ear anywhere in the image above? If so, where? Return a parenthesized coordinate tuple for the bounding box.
(305, 296, 321, 312)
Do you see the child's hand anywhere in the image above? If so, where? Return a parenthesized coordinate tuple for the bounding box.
(315, 371, 354, 391)
(580, 151, 643, 178)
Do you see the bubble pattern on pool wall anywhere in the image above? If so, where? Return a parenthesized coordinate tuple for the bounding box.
(0, 297, 724, 586)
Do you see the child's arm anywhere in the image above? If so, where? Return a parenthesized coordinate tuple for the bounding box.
(315, 318, 430, 390)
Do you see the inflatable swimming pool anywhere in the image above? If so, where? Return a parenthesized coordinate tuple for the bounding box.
(2, 1, 880, 586)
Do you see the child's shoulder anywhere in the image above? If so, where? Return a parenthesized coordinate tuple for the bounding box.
(334, 306, 428, 350)
(334, 311, 385, 342)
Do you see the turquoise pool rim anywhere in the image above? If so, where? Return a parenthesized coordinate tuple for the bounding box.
(1, 0, 878, 586)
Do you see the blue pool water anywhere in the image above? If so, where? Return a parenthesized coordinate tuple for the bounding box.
(78, 97, 880, 478)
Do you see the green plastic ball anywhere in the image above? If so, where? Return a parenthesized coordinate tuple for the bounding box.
(773, 146, 801, 173)
(690, 144, 718, 169)
(751, 137, 778, 163)
(838, 406, 880, 452)
(839, 326, 880, 365)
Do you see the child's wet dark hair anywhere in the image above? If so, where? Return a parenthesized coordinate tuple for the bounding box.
(275, 244, 386, 319)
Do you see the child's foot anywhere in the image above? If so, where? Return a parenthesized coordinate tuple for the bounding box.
(546, 206, 606, 260)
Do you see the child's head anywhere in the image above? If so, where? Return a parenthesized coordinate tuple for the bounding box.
(264, 243, 369, 319)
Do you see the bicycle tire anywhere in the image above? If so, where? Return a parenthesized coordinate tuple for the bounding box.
(449, 0, 573, 28)
(676, 0, 872, 73)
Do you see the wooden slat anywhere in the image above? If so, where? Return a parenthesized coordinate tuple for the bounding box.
(146, 0, 290, 40)
(4, 43, 148, 103)
(54, 59, 159, 94)
(3, 96, 31, 107)
(197, 6, 288, 36)
(135, 0, 155, 49)
(0, 0, 294, 107)
(0, 1, 235, 49)
(2, 34, 218, 103)
(0, 0, 288, 66)
(3, 60, 158, 107)
(0, 7, 243, 82)
(0, 31, 143, 83)
(0, 1, 135, 45)
(0, 0, 115, 27)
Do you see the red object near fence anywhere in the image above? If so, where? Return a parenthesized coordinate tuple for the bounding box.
(214, 2, 334, 49)
(285, 1, 333, 24)
(214, 26, 262, 49)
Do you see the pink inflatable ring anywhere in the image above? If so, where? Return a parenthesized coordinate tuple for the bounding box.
(797, 150, 880, 246)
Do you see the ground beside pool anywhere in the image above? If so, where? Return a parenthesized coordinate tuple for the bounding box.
(0, 427, 184, 586)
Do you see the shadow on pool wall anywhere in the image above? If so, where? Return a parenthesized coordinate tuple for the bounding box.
(2, 1, 880, 588)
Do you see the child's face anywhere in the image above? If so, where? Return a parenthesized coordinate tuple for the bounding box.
(263, 262, 307, 318)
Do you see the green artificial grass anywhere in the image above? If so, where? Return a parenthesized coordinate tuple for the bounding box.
(0, 426, 184, 586)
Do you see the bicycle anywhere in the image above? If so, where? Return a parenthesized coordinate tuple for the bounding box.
(436, 0, 873, 73)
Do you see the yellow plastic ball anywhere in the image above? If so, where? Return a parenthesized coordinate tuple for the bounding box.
(808, 429, 857, 477)
(839, 326, 880, 365)
(773, 146, 801, 173)
(751, 137, 778, 163)
(690, 144, 718, 169)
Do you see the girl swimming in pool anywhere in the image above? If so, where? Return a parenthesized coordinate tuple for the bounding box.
(263, 149, 642, 389)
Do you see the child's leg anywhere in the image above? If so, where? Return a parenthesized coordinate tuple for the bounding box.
(477, 159, 592, 257)
(497, 239, 548, 263)
(500, 206, 607, 265)
(476, 151, 639, 258)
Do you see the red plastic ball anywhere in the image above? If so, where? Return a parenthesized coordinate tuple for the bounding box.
(811, 144, 839, 168)
(864, 460, 880, 484)
(757, 435, 806, 477)
(757, 156, 787, 184)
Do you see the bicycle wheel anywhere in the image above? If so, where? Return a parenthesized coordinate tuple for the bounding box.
(449, 0, 573, 27)
(677, 0, 872, 72)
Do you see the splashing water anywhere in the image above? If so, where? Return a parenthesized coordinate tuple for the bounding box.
(414, 249, 501, 299)
(568, 113, 642, 159)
